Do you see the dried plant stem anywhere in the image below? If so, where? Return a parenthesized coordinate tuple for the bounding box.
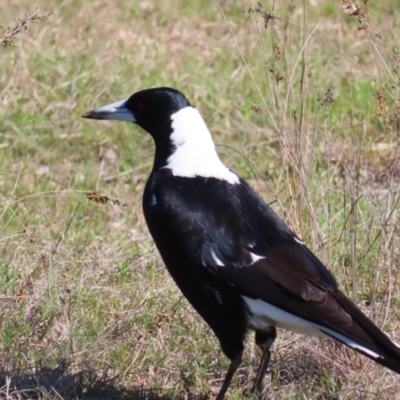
(0, 8, 52, 47)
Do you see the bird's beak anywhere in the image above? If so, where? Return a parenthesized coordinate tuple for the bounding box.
(82, 99, 136, 122)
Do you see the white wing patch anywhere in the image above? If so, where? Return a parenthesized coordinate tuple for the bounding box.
(211, 250, 224, 267)
(242, 296, 325, 336)
(249, 252, 265, 265)
(319, 327, 381, 359)
(294, 236, 304, 245)
(165, 107, 239, 185)
(242, 296, 383, 359)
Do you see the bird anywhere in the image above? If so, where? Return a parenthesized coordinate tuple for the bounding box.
(82, 87, 400, 399)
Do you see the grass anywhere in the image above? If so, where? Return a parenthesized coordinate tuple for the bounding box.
(1, 0, 400, 398)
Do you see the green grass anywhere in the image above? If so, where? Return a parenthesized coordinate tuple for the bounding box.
(1, 0, 400, 399)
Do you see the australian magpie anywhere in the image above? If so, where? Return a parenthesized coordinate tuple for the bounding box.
(83, 87, 400, 399)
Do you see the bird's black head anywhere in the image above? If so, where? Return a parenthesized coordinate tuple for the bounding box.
(82, 87, 192, 140)
(82, 86, 232, 177)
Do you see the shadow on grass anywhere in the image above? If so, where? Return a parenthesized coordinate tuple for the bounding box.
(0, 363, 209, 400)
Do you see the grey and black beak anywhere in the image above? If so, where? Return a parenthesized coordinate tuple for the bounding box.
(82, 99, 136, 122)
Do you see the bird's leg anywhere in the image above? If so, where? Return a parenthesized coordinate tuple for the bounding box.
(252, 327, 277, 397)
(216, 350, 243, 400)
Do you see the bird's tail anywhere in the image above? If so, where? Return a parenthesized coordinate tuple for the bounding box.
(322, 289, 400, 374)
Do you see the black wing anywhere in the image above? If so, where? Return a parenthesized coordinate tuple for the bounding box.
(145, 171, 400, 373)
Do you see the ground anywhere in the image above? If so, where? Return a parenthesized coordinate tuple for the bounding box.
(1, 1, 400, 399)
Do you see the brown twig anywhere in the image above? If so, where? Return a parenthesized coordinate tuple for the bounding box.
(0, 8, 52, 47)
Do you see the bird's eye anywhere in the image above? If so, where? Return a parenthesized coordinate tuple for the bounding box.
(136, 102, 147, 112)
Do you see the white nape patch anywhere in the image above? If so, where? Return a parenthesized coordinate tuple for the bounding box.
(211, 250, 224, 267)
(242, 296, 326, 336)
(249, 252, 265, 265)
(243, 296, 383, 359)
(164, 107, 239, 184)
(294, 236, 304, 245)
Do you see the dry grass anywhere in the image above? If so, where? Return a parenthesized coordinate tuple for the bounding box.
(0, 8, 52, 47)
(1, 0, 400, 399)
